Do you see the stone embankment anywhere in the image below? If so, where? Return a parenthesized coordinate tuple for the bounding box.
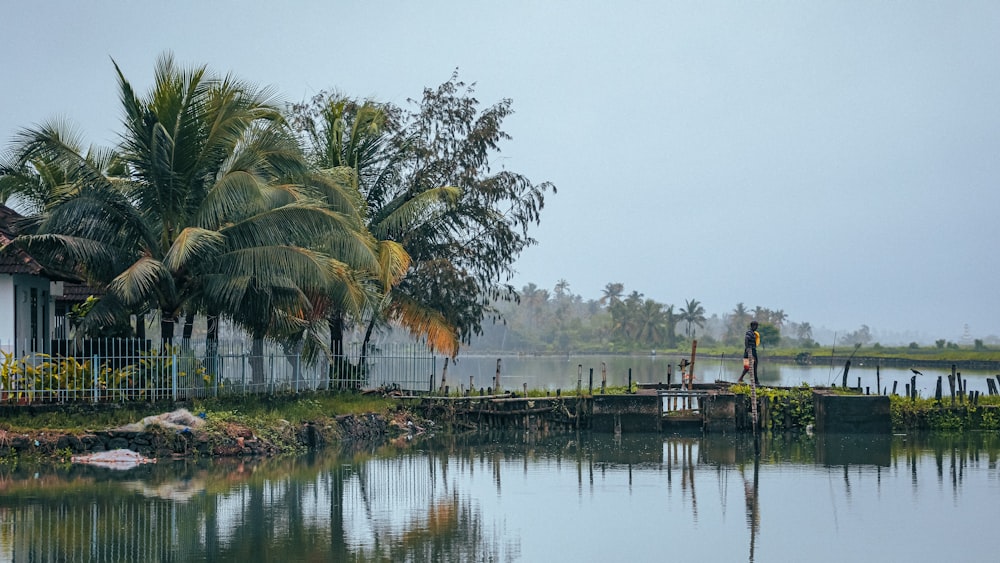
(0, 408, 420, 463)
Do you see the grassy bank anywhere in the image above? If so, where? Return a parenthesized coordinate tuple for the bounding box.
(729, 383, 1000, 432)
(0, 392, 396, 434)
(0, 392, 403, 466)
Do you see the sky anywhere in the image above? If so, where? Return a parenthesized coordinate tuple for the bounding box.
(2, 1, 998, 344)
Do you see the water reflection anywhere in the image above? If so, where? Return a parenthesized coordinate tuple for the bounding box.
(0, 431, 997, 562)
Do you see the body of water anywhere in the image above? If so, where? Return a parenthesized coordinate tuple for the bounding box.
(448, 354, 998, 397)
(1, 431, 998, 561)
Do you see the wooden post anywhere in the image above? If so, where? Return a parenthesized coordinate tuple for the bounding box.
(601, 362, 607, 394)
(892, 381, 898, 395)
(910, 375, 916, 402)
(628, 368, 633, 394)
(876, 365, 881, 396)
(842, 360, 851, 389)
(439, 357, 449, 394)
(495, 359, 502, 394)
(689, 340, 698, 390)
(667, 364, 673, 387)
(523, 382, 527, 396)
(577, 364, 583, 394)
(935, 376, 943, 403)
(948, 364, 956, 405)
(589, 368, 593, 394)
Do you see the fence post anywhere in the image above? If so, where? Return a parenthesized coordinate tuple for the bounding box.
(172, 352, 178, 402)
(92, 354, 99, 403)
(295, 347, 301, 394)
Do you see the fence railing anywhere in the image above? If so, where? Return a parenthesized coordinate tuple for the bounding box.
(0, 338, 436, 404)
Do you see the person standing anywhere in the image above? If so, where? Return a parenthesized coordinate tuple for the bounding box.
(737, 321, 760, 385)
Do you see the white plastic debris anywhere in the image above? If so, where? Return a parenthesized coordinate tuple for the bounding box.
(71, 449, 156, 470)
(115, 408, 206, 432)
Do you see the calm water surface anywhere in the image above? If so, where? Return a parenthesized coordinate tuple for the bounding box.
(1, 431, 998, 562)
(451, 353, 998, 397)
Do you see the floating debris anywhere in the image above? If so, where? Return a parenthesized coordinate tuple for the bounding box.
(70, 449, 156, 470)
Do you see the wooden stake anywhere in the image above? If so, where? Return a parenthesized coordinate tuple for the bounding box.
(439, 357, 449, 393)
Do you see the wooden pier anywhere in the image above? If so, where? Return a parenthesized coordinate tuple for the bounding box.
(398, 383, 892, 434)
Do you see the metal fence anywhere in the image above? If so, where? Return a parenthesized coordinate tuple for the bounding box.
(0, 338, 436, 404)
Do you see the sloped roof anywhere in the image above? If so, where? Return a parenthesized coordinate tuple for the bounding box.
(0, 204, 79, 281)
(55, 280, 104, 303)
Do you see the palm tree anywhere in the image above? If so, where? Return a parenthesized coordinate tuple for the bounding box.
(554, 279, 570, 298)
(662, 304, 677, 348)
(0, 123, 139, 337)
(679, 298, 706, 338)
(726, 302, 752, 345)
(634, 299, 668, 346)
(295, 94, 462, 372)
(795, 322, 813, 342)
(0, 122, 119, 216)
(599, 282, 624, 307)
(7, 54, 365, 383)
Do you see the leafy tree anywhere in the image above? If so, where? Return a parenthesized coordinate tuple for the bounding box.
(392, 73, 554, 349)
(290, 73, 555, 357)
(841, 325, 873, 346)
(756, 322, 781, 347)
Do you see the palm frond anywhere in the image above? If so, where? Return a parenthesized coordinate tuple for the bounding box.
(109, 255, 172, 307)
(163, 226, 226, 272)
(375, 240, 410, 291)
(386, 292, 460, 356)
(370, 185, 461, 240)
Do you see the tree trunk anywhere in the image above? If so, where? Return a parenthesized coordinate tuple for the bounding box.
(359, 315, 378, 387)
(250, 336, 265, 387)
(181, 311, 195, 353)
(283, 339, 304, 388)
(205, 313, 219, 378)
(160, 308, 176, 348)
(329, 310, 345, 386)
(135, 311, 146, 340)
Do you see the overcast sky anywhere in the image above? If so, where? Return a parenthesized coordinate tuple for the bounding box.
(3, 1, 998, 343)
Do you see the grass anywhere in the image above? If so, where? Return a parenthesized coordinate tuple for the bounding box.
(0, 391, 397, 434)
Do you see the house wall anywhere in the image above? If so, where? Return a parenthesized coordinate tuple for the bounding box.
(0, 275, 13, 347)
(2, 274, 53, 355)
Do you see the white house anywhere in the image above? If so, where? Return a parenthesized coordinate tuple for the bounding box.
(0, 204, 77, 355)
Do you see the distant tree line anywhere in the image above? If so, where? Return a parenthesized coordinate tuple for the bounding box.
(465, 280, 819, 354)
